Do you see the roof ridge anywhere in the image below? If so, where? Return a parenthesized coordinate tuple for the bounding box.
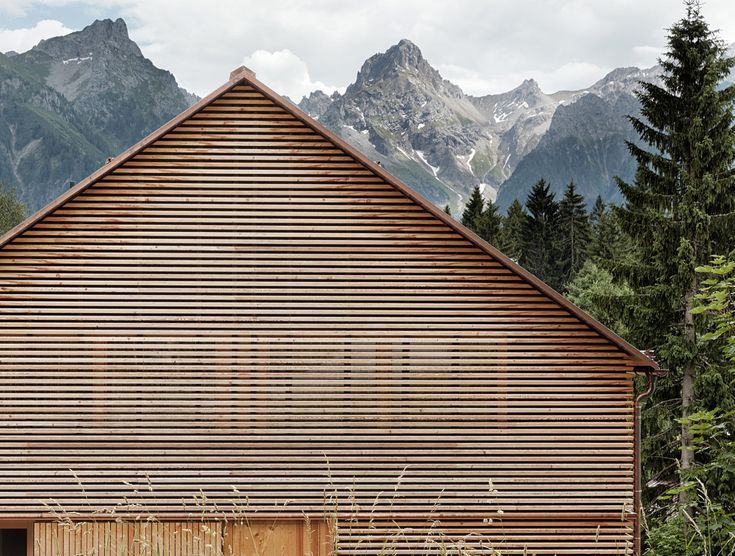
(0, 69, 658, 370)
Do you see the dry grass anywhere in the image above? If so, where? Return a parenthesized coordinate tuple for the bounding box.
(37, 464, 508, 556)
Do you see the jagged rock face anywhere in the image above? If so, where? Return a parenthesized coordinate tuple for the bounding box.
(0, 19, 197, 212)
(301, 41, 562, 209)
(495, 66, 661, 210)
(313, 40, 492, 207)
(300, 42, 665, 211)
(298, 90, 340, 119)
(496, 92, 640, 209)
(0, 52, 104, 209)
(18, 19, 197, 154)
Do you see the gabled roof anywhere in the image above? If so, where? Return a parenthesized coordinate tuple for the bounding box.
(0, 65, 658, 370)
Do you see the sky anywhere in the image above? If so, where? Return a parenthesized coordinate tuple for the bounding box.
(0, 0, 734, 101)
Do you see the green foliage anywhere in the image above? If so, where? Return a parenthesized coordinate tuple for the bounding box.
(646, 409, 735, 556)
(558, 181, 590, 283)
(461, 185, 484, 229)
(475, 199, 502, 246)
(0, 184, 25, 235)
(497, 199, 525, 261)
(565, 260, 632, 338)
(520, 179, 563, 290)
(646, 256, 735, 555)
(646, 476, 735, 556)
(461, 184, 502, 245)
(589, 198, 630, 265)
(613, 0, 735, 349)
(694, 257, 735, 362)
(590, 195, 606, 226)
(606, 3, 735, 548)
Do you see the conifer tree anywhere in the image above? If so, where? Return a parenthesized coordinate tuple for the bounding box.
(443, 204, 452, 216)
(589, 200, 628, 264)
(475, 200, 503, 245)
(590, 195, 606, 227)
(612, 0, 735, 529)
(498, 199, 526, 261)
(461, 186, 484, 231)
(520, 179, 563, 290)
(460, 185, 502, 244)
(558, 182, 591, 285)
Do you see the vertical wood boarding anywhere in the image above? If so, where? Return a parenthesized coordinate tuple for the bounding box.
(34, 521, 222, 556)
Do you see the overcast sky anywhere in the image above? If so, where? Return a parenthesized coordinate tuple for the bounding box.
(1, 0, 734, 100)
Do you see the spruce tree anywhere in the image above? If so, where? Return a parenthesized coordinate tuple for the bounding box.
(498, 199, 526, 261)
(590, 195, 606, 227)
(460, 185, 502, 244)
(443, 204, 452, 216)
(461, 186, 484, 232)
(475, 201, 503, 245)
(558, 182, 591, 286)
(589, 201, 628, 264)
(612, 0, 735, 530)
(520, 179, 563, 290)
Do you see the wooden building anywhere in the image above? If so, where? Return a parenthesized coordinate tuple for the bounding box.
(0, 66, 658, 555)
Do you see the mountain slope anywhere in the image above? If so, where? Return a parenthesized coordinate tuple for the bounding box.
(495, 66, 660, 209)
(0, 19, 197, 212)
(301, 40, 559, 209)
(0, 51, 105, 209)
(300, 40, 663, 211)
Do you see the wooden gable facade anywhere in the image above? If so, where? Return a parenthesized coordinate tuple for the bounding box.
(0, 67, 657, 555)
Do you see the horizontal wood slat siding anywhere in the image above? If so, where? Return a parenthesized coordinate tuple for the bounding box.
(1, 84, 635, 554)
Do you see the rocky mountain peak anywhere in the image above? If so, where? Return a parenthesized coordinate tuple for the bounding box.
(502, 78, 548, 108)
(82, 18, 130, 41)
(582, 65, 661, 102)
(516, 78, 542, 95)
(33, 18, 141, 61)
(386, 39, 425, 67)
(352, 39, 444, 90)
(13, 17, 196, 159)
(298, 89, 341, 119)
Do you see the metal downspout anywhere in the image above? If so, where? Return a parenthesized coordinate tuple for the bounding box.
(634, 366, 667, 555)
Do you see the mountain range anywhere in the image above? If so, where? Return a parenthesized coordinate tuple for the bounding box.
(298, 40, 665, 211)
(1, 18, 732, 215)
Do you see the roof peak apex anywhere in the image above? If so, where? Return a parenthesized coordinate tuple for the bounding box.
(230, 65, 256, 81)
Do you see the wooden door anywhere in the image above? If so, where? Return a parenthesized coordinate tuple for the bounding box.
(223, 520, 331, 556)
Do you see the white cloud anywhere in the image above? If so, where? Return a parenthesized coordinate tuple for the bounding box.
(0, 0, 83, 17)
(439, 61, 611, 96)
(1, 0, 734, 98)
(537, 62, 611, 93)
(632, 45, 664, 67)
(437, 63, 515, 96)
(242, 49, 342, 101)
(0, 19, 73, 53)
(106, 0, 734, 98)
